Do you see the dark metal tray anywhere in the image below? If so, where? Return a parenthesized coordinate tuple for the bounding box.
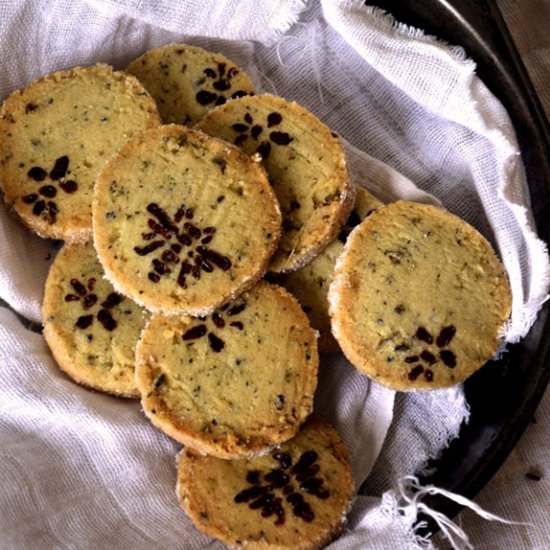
(370, 0, 550, 532)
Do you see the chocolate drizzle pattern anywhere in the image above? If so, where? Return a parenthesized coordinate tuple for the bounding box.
(64, 277, 122, 331)
(182, 300, 246, 352)
(195, 62, 250, 107)
(399, 325, 457, 382)
(22, 156, 78, 224)
(228, 111, 293, 160)
(234, 450, 330, 526)
(133, 203, 231, 288)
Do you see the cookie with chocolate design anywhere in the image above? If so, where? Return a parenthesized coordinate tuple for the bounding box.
(42, 242, 149, 397)
(93, 124, 281, 316)
(176, 414, 353, 549)
(279, 186, 383, 353)
(195, 94, 355, 273)
(135, 281, 318, 459)
(0, 64, 160, 243)
(329, 200, 512, 390)
(126, 43, 254, 126)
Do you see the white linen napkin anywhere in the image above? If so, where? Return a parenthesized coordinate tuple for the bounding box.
(0, 1, 547, 548)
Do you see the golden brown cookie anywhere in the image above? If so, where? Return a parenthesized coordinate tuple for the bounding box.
(176, 414, 354, 549)
(329, 200, 512, 391)
(196, 94, 354, 273)
(93, 124, 281, 316)
(126, 43, 254, 126)
(279, 186, 383, 353)
(42, 242, 149, 397)
(0, 64, 160, 243)
(135, 281, 318, 458)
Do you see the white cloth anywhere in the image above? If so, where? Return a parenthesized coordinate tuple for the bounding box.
(0, 0, 547, 548)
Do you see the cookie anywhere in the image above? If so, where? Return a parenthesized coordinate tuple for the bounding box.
(0, 64, 160, 243)
(135, 280, 318, 459)
(93, 124, 281, 316)
(329, 200, 512, 391)
(42, 242, 149, 397)
(279, 186, 383, 353)
(195, 94, 354, 273)
(176, 414, 354, 550)
(126, 43, 255, 126)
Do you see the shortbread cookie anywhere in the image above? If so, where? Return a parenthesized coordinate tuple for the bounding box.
(280, 186, 383, 353)
(196, 95, 354, 273)
(176, 414, 354, 550)
(329, 200, 512, 391)
(126, 43, 254, 126)
(0, 64, 160, 243)
(93, 124, 281, 316)
(135, 281, 318, 459)
(42, 242, 149, 397)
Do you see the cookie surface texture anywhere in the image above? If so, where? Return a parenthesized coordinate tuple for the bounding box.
(126, 43, 254, 126)
(196, 94, 354, 273)
(135, 281, 318, 458)
(93, 124, 281, 315)
(280, 186, 383, 353)
(42, 242, 149, 397)
(176, 414, 353, 549)
(0, 64, 160, 242)
(329, 200, 512, 391)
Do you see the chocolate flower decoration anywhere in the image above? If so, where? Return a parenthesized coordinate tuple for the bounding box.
(234, 450, 330, 526)
(134, 203, 231, 289)
(230, 111, 293, 159)
(64, 277, 122, 332)
(22, 156, 78, 224)
(402, 325, 457, 382)
(182, 301, 247, 353)
(195, 62, 250, 107)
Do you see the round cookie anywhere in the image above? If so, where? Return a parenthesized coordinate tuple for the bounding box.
(126, 43, 254, 126)
(329, 200, 512, 391)
(42, 242, 149, 398)
(135, 281, 318, 459)
(176, 414, 354, 550)
(93, 124, 281, 316)
(195, 95, 354, 273)
(279, 186, 383, 353)
(0, 64, 160, 243)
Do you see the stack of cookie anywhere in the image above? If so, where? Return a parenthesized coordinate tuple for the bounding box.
(0, 45, 357, 549)
(0, 42, 512, 549)
(0, 65, 161, 397)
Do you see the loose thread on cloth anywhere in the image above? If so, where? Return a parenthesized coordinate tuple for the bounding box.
(363, 3, 472, 65)
(275, 22, 309, 67)
(396, 476, 532, 550)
